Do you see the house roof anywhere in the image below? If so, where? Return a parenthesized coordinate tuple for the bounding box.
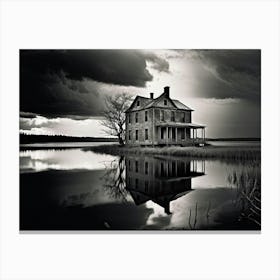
(126, 96, 151, 112)
(172, 100, 193, 111)
(126, 92, 193, 112)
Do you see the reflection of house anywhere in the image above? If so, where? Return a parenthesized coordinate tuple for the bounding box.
(125, 156, 205, 214)
(125, 86, 206, 146)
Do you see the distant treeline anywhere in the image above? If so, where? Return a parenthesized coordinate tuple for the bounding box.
(20, 133, 118, 144)
(206, 137, 261, 141)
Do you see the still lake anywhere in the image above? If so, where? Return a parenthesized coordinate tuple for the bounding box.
(20, 142, 261, 230)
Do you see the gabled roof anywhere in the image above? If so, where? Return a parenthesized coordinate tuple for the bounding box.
(126, 91, 193, 112)
(172, 100, 193, 111)
(126, 96, 151, 112)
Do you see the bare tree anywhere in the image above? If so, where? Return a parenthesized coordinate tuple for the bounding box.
(101, 93, 133, 146)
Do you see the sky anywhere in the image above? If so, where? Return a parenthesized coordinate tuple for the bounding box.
(20, 49, 261, 138)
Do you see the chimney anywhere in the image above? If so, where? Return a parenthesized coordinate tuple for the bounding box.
(150, 92, 154, 99)
(164, 86, 170, 97)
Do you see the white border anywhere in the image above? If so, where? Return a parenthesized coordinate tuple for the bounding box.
(1, 0, 280, 279)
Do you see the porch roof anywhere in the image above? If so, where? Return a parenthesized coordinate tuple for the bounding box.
(155, 122, 206, 128)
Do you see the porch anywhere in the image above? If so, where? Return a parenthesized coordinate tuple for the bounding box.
(155, 122, 206, 146)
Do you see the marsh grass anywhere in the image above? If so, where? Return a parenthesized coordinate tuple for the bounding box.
(228, 163, 261, 227)
(85, 144, 260, 161)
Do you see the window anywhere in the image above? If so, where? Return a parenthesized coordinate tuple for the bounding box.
(145, 111, 148, 121)
(171, 111, 175, 122)
(164, 99, 167, 106)
(128, 160, 131, 171)
(128, 177, 131, 186)
(145, 129, 148, 140)
(181, 128, 185, 139)
(161, 127, 165, 139)
(160, 110, 165, 121)
(135, 178, 138, 189)
(181, 112, 186, 122)
(128, 130, 131, 140)
(135, 130, 138, 141)
(128, 113, 131, 123)
(135, 161, 138, 172)
(145, 161, 149, 174)
(172, 127, 176, 140)
(137, 100, 140, 106)
(135, 112, 138, 123)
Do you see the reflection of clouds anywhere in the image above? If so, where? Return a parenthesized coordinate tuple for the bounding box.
(168, 189, 236, 229)
(141, 188, 237, 229)
(144, 201, 171, 229)
(20, 156, 61, 172)
(192, 161, 238, 189)
(20, 149, 117, 173)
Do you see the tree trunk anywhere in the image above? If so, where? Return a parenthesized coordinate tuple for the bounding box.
(118, 134, 124, 146)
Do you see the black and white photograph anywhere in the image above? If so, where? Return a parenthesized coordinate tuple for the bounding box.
(20, 49, 261, 231)
(1, 0, 280, 279)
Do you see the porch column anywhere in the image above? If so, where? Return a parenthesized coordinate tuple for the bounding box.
(175, 127, 178, 142)
(166, 127, 168, 145)
(192, 128, 194, 143)
(152, 108, 155, 147)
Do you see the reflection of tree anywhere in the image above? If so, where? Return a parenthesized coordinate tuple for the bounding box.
(102, 156, 128, 202)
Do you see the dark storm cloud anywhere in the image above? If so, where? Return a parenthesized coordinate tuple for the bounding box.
(20, 118, 34, 131)
(20, 69, 105, 118)
(20, 50, 154, 87)
(20, 50, 170, 118)
(144, 52, 170, 73)
(20, 116, 53, 131)
(187, 50, 261, 102)
(20, 112, 38, 118)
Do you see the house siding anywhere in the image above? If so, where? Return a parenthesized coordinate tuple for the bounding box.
(126, 107, 192, 146)
(126, 108, 154, 146)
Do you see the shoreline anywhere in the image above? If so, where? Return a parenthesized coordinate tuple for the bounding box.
(84, 144, 260, 161)
(20, 142, 261, 161)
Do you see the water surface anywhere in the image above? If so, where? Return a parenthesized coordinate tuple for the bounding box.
(20, 144, 261, 230)
(207, 141, 260, 147)
(20, 141, 118, 148)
